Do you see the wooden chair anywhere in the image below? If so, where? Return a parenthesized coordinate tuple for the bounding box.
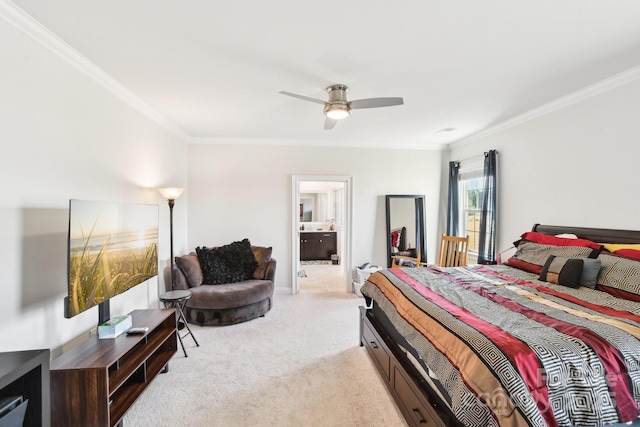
(391, 250, 421, 268)
(391, 255, 420, 268)
(437, 234, 469, 267)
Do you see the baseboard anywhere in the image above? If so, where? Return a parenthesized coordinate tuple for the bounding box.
(274, 287, 294, 295)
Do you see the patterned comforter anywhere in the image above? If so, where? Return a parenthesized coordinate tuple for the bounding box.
(361, 265, 640, 427)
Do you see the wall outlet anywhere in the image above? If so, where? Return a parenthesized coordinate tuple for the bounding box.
(89, 327, 97, 337)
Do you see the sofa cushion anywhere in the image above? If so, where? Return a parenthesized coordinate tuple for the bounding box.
(174, 253, 203, 287)
(187, 280, 274, 310)
(196, 239, 258, 285)
(251, 245, 273, 279)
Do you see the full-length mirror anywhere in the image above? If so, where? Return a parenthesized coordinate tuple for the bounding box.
(385, 195, 426, 268)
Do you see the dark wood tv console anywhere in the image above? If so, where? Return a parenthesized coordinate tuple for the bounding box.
(50, 309, 177, 427)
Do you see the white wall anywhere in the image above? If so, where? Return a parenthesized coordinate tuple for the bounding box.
(187, 144, 444, 291)
(0, 18, 187, 356)
(449, 75, 640, 254)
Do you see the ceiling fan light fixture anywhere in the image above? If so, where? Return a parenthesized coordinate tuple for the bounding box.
(324, 104, 350, 120)
(280, 84, 402, 130)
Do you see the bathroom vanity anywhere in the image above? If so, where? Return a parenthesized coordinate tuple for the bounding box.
(300, 230, 336, 261)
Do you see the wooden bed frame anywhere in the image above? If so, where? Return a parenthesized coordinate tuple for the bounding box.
(360, 224, 640, 427)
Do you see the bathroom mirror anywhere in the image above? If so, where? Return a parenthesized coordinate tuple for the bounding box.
(300, 192, 328, 222)
(385, 195, 427, 268)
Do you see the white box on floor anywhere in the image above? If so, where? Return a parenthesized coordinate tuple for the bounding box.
(356, 265, 382, 285)
(353, 281, 364, 297)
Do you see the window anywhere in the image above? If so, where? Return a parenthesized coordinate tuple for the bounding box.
(460, 176, 483, 253)
(457, 157, 485, 254)
(452, 151, 497, 263)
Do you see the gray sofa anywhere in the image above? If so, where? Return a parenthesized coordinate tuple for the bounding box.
(167, 245, 276, 326)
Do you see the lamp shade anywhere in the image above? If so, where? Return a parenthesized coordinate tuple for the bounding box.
(157, 187, 184, 201)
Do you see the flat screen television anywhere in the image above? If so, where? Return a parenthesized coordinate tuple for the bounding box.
(65, 200, 159, 323)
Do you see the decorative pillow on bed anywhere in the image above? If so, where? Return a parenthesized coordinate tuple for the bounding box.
(596, 253, 640, 299)
(579, 258, 602, 289)
(613, 249, 640, 260)
(196, 239, 258, 285)
(539, 256, 584, 288)
(601, 243, 640, 253)
(506, 241, 600, 275)
(518, 232, 603, 250)
(536, 257, 601, 289)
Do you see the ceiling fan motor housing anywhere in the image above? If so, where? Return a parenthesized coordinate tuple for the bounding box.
(324, 84, 350, 118)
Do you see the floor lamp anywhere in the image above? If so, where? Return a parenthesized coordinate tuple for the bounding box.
(158, 187, 184, 291)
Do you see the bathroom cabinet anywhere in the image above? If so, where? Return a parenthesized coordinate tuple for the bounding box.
(300, 231, 336, 260)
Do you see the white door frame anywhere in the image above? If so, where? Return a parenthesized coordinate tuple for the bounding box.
(291, 175, 353, 295)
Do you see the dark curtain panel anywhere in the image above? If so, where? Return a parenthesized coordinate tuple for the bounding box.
(446, 161, 460, 236)
(477, 150, 497, 264)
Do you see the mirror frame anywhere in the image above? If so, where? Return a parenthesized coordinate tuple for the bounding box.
(385, 194, 427, 268)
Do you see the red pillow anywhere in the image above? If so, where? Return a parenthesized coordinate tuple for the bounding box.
(519, 232, 603, 250)
(391, 231, 399, 248)
(614, 249, 640, 260)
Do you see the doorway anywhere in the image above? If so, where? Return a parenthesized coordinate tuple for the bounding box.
(291, 175, 353, 295)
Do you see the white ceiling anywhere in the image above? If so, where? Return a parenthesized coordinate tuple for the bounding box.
(8, 0, 640, 149)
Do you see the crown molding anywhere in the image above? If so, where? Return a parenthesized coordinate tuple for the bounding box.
(450, 64, 640, 150)
(0, 0, 190, 142)
(190, 136, 446, 151)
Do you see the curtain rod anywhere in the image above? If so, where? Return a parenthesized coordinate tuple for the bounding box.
(454, 150, 498, 164)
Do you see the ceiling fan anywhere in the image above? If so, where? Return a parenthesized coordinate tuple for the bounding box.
(279, 84, 404, 130)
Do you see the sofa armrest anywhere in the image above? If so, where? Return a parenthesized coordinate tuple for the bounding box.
(163, 265, 190, 292)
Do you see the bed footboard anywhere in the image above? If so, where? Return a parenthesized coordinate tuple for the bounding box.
(359, 306, 461, 427)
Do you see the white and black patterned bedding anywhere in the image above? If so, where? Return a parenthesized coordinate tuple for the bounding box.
(361, 264, 640, 427)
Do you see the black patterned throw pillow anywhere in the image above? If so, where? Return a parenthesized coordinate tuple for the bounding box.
(196, 238, 258, 285)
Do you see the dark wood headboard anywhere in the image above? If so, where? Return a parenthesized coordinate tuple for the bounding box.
(532, 224, 640, 244)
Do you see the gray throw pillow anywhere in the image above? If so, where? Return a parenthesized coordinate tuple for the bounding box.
(580, 258, 602, 289)
(175, 254, 203, 287)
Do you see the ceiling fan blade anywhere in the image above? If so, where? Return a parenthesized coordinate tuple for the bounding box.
(349, 97, 404, 110)
(324, 117, 338, 130)
(279, 91, 326, 105)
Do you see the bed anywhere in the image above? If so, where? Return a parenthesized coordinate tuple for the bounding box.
(360, 224, 640, 427)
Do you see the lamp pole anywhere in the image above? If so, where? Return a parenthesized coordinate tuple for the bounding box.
(158, 188, 184, 293)
(168, 198, 176, 291)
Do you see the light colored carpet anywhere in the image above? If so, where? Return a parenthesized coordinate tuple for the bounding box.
(123, 290, 407, 427)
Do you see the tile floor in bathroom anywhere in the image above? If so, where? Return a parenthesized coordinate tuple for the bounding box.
(298, 262, 348, 293)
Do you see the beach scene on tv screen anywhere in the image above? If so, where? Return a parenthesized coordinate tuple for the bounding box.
(67, 200, 159, 317)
